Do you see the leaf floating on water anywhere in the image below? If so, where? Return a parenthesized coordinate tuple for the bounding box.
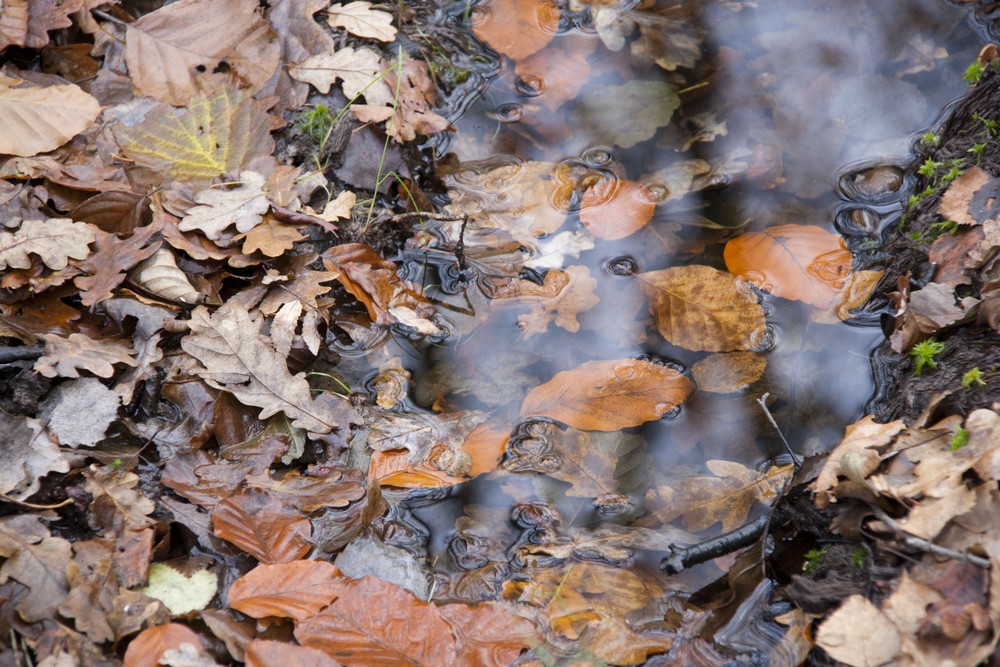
(472, 0, 560, 62)
(638, 265, 767, 352)
(520, 358, 694, 431)
(579, 179, 656, 241)
(724, 224, 853, 308)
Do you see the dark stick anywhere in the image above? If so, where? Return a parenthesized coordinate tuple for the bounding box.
(660, 514, 770, 574)
(0, 345, 44, 364)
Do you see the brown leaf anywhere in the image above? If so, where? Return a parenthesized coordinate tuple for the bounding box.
(240, 217, 306, 257)
(473, 0, 560, 61)
(327, 1, 397, 42)
(228, 560, 342, 621)
(0, 413, 68, 499)
(34, 332, 137, 379)
(246, 468, 368, 513)
(350, 58, 450, 143)
(691, 351, 766, 393)
(129, 248, 202, 305)
(889, 281, 980, 352)
(437, 602, 540, 666)
(520, 358, 694, 431)
(211, 488, 312, 563)
(124, 0, 280, 106)
(245, 640, 344, 667)
(179, 172, 270, 242)
(294, 575, 459, 664)
(638, 265, 767, 352)
(0, 515, 71, 622)
(930, 227, 983, 288)
(59, 539, 116, 643)
(938, 166, 997, 226)
(114, 528, 154, 589)
(515, 266, 600, 337)
(83, 465, 156, 532)
(724, 224, 853, 308)
(810, 415, 905, 506)
(289, 45, 393, 105)
(123, 623, 205, 667)
(0, 81, 101, 156)
(816, 595, 900, 667)
(0, 218, 95, 271)
(73, 222, 162, 307)
(579, 179, 655, 240)
(647, 460, 793, 532)
(514, 44, 590, 112)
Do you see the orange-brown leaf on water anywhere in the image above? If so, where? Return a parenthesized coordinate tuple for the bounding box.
(638, 265, 767, 352)
(228, 560, 343, 621)
(492, 266, 600, 337)
(646, 460, 793, 532)
(502, 562, 670, 665)
(520, 358, 694, 431)
(691, 351, 766, 394)
(514, 43, 591, 112)
(245, 640, 344, 667)
(123, 623, 204, 667)
(211, 488, 312, 563)
(437, 601, 542, 666)
(472, 0, 560, 62)
(724, 224, 852, 308)
(579, 179, 656, 240)
(814, 268, 885, 324)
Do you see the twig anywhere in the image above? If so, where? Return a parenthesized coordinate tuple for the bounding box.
(871, 506, 990, 569)
(757, 392, 801, 471)
(0, 493, 73, 510)
(388, 211, 469, 224)
(660, 514, 770, 574)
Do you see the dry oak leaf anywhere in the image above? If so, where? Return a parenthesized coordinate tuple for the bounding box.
(179, 171, 270, 242)
(0, 515, 72, 622)
(0, 218, 94, 270)
(351, 58, 450, 143)
(289, 46, 394, 105)
(211, 488, 312, 563)
(724, 224, 852, 308)
(815, 595, 900, 667)
(473, 0, 559, 62)
(579, 179, 656, 240)
(246, 640, 343, 667)
(691, 351, 766, 394)
(638, 265, 767, 352)
(115, 88, 274, 186)
(889, 281, 980, 353)
(326, 1, 397, 42)
(73, 222, 162, 307)
(228, 560, 343, 621)
(0, 80, 101, 156)
(83, 465, 156, 533)
(520, 358, 694, 431)
(123, 623, 205, 667)
(516, 266, 600, 337)
(34, 332, 137, 379)
(811, 415, 905, 507)
(938, 166, 997, 227)
(182, 300, 354, 435)
(239, 217, 307, 257)
(123, 0, 280, 106)
(647, 460, 793, 532)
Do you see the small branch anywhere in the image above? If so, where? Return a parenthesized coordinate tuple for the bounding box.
(758, 392, 801, 471)
(660, 514, 770, 574)
(0, 493, 73, 510)
(871, 506, 990, 569)
(388, 211, 470, 224)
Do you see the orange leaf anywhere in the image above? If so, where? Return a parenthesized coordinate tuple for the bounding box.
(514, 44, 591, 112)
(691, 351, 766, 394)
(211, 488, 312, 563)
(228, 560, 343, 621)
(579, 180, 655, 240)
(473, 0, 559, 62)
(438, 602, 541, 666)
(520, 358, 694, 431)
(724, 224, 852, 308)
(245, 640, 344, 667)
(123, 623, 203, 667)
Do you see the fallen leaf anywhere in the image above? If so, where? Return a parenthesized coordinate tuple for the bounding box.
(129, 248, 202, 305)
(73, 222, 162, 307)
(0, 80, 102, 156)
(351, 58, 450, 143)
(514, 266, 600, 337)
(83, 464, 156, 532)
(929, 227, 982, 288)
(938, 166, 997, 226)
(123, 623, 205, 667)
(579, 179, 655, 240)
(138, 562, 218, 615)
(211, 488, 312, 563)
(327, 1, 397, 42)
(228, 560, 342, 621)
(570, 80, 680, 148)
(520, 358, 694, 431)
(34, 332, 137, 379)
(514, 44, 591, 112)
(240, 217, 306, 257)
(0, 515, 71, 622)
(816, 595, 900, 667)
(0, 218, 95, 271)
(124, 0, 281, 106)
(59, 539, 115, 643)
(593, 4, 701, 72)
(889, 281, 980, 352)
(179, 172, 270, 242)
(473, 0, 559, 61)
(289, 45, 393, 105)
(438, 602, 541, 666)
(38, 378, 121, 447)
(811, 416, 905, 506)
(724, 224, 853, 308)
(0, 413, 68, 499)
(638, 265, 767, 352)
(245, 640, 344, 667)
(691, 351, 766, 393)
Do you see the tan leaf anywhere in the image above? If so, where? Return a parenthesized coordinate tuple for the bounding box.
(34, 332, 137, 379)
(83, 465, 156, 532)
(179, 172, 270, 242)
(240, 218, 306, 257)
(579, 179, 655, 240)
(646, 460, 792, 532)
(473, 0, 559, 61)
(811, 415, 905, 506)
(520, 358, 694, 431)
(327, 1, 397, 42)
(129, 248, 202, 305)
(638, 265, 767, 352)
(181, 301, 355, 435)
(816, 595, 900, 667)
(0, 414, 68, 500)
(724, 224, 853, 308)
(515, 266, 600, 337)
(59, 539, 115, 643)
(0, 0, 28, 50)
(212, 488, 312, 563)
(0, 516, 71, 622)
(123, 623, 205, 667)
(0, 80, 101, 156)
(938, 166, 995, 226)
(315, 190, 357, 222)
(289, 46, 393, 105)
(0, 218, 94, 270)
(246, 640, 344, 667)
(124, 0, 280, 106)
(228, 560, 342, 621)
(691, 351, 766, 393)
(115, 88, 274, 186)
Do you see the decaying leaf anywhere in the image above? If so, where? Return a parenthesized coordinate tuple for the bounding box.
(0, 515, 72, 622)
(124, 623, 205, 667)
(289, 45, 393, 105)
(0, 218, 95, 271)
(638, 265, 767, 352)
(593, 4, 701, 72)
(938, 166, 998, 227)
(816, 595, 901, 667)
(351, 58, 450, 143)
(34, 332, 137, 379)
(38, 378, 120, 447)
(326, 1, 397, 42)
(0, 414, 67, 500)
(73, 223, 162, 307)
(473, 0, 559, 62)
(0, 79, 102, 156)
(138, 562, 218, 615)
(83, 465, 156, 532)
(245, 640, 343, 667)
(129, 248, 202, 305)
(724, 224, 853, 308)
(811, 415, 905, 506)
(889, 281, 980, 353)
(570, 80, 680, 149)
(179, 172, 270, 242)
(511, 266, 600, 337)
(228, 560, 342, 621)
(520, 358, 694, 431)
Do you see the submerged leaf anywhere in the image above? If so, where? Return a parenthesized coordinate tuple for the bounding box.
(571, 80, 679, 148)
(472, 0, 559, 62)
(579, 179, 655, 241)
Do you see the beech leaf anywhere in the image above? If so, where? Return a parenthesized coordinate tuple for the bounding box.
(245, 641, 344, 667)
(579, 179, 655, 240)
(816, 595, 901, 667)
(0, 218, 95, 271)
(123, 623, 205, 667)
(211, 488, 312, 563)
(0, 81, 101, 156)
(472, 0, 559, 62)
(137, 562, 218, 615)
(571, 81, 680, 149)
(520, 358, 694, 431)
(228, 560, 343, 621)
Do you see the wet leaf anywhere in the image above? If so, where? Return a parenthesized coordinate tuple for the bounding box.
(889, 281, 980, 353)
(123, 0, 280, 106)
(512, 266, 600, 337)
(520, 358, 694, 431)
(691, 351, 766, 394)
(34, 332, 137, 379)
(0, 80, 102, 156)
(638, 265, 767, 352)
(138, 563, 218, 616)
(724, 224, 853, 308)
(228, 560, 342, 621)
(327, 1, 397, 42)
(570, 80, 679, 148)
(116, 88, 274, 186)
(438, 602, 542, 666)
(579, 179, 655, 240)
(211, 488, 312, 563)
(473, 0, 560, 62)
(289, 45, 393, 105)
(816, 595, 900, 667)
(810, 415, 905, 506)
(503, 422, 624, 498)
(245, 640, 344, 667)
(123, 623, 205, 667)
(0, 218, 95, 271)
(351, 58, 450, 143)
(593, 4, 701, 72)
(647, 460, 793, 532)
(514, 44, 590, 112)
